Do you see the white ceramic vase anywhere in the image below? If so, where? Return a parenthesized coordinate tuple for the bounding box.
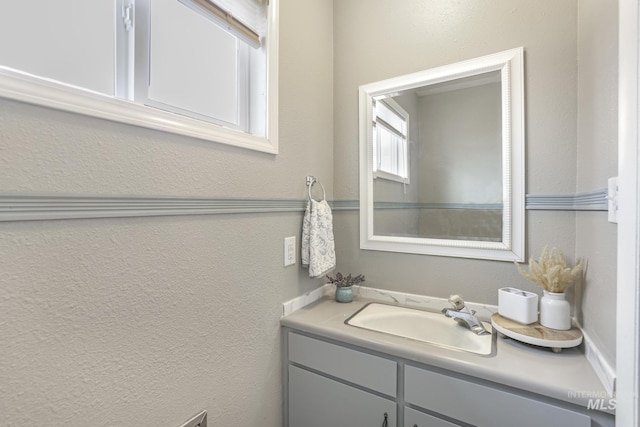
(539, 291, 571, 330)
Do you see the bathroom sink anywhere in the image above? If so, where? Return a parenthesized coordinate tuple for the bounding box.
(345, 303, 494, 356)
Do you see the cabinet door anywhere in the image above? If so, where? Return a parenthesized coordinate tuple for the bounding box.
(405, 365, 590, 427)
(289, 365, 396, 427)
(404, 407, 461, 427)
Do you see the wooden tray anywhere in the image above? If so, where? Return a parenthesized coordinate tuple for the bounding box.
(491, 313, 583, 353)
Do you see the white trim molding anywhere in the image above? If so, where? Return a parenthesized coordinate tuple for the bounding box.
(359, 47, 525, 262)
(579, 326, 616, 397)
(617, 0, 640, 423)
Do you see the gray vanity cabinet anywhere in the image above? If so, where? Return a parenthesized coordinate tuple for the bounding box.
(286, 332, 397, 427)
(289, 365, 396, 427)
(404, 365, 591, 427)
(284, 331, 613, 427)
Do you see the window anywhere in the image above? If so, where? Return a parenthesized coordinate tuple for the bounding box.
(0, 1, 117, 95)
(0, 0, 278, 153)
(373, 98, 409, 183)
(134, 0, 267, 135)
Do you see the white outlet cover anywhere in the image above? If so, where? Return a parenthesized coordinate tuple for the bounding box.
(284, 236, 296, 266)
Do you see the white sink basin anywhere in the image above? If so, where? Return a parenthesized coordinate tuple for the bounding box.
(346, 303, 494, 356)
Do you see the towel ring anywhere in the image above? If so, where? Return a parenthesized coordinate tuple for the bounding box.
(306, 176, 326, 201)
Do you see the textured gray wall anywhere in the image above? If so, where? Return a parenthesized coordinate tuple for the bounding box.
(0, 0, 333, 425)
(575, 0, 618, 368)
(418, 83, 502, 205)
(333, 0, 616, 369)
(0, 1, 619, 425)
(333, 0, 578, 301)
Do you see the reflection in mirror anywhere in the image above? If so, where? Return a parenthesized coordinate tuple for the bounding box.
(359, 48, 524, 261)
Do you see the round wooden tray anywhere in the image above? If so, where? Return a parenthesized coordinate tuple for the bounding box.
(491, 313, 583, 353)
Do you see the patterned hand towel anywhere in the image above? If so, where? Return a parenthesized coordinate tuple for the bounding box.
(301, 199, 336, 278)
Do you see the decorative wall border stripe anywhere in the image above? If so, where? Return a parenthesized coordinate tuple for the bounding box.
(0, 189, 607, 222)
(330, 200, 359, 211)
(335, 189, 608, 212)
(0, 194, 306, 222)
(525, 189, 608, 211)
(371, 202, 503, 210)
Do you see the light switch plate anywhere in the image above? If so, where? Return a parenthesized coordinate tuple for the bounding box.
(284, 236, 296, 266)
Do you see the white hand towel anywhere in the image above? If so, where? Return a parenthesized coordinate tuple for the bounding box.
(301, 199, 336, 278)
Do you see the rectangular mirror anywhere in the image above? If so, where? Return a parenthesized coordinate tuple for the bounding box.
(359, 48, 525, 261)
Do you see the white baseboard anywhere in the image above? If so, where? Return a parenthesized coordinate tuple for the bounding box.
(578, 324, 616, 397)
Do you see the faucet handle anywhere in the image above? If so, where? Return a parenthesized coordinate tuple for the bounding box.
(448, 294, 466, 311)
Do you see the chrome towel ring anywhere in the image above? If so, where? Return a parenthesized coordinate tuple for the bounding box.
(306, 176, 326, 201)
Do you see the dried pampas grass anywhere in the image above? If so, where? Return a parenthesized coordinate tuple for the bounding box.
(515, 246, 584, 293)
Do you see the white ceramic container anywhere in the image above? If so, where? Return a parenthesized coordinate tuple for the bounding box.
(539, 291, 571, 330)
(498, 287, 539, 325)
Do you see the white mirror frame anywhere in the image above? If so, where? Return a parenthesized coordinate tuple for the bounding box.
(0, 0, 279, 155)
(359, 47, 525, 261)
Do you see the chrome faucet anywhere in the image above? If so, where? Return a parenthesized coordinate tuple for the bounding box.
(441, 295, 491, 336)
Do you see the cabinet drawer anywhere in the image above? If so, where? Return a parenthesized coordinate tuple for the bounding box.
(405, 365, 590, 427)
(404, 407, 461, 427)
(288, 332, 397, 396)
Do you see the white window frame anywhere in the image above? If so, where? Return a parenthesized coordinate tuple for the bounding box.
(373, 98, 410, 184)
(0, 0, 279, 154)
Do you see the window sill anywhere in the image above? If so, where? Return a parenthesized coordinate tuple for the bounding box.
(0, 66, 278, 154)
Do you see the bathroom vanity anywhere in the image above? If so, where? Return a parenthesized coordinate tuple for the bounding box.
(281, 297, 614, 427)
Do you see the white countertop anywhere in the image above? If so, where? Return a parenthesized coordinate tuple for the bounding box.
(280, 296, 613, 414)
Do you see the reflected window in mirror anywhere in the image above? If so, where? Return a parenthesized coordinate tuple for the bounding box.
(373, 98, 410, 184)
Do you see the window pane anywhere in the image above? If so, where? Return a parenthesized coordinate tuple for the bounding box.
(148, 0, 240, 126)
(378, 126, 397, 173)
(376, 101, 404, 133)
(0, 0, 116, 95)
(397, 139, 407, 177)
(374, 99, 409, 181)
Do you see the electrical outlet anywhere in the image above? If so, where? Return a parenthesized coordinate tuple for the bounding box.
(284, 236, 296, 266)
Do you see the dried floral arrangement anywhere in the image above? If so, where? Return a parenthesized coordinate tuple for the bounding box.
(515, 246, 584, 293)
(326, 272, 365, 288)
